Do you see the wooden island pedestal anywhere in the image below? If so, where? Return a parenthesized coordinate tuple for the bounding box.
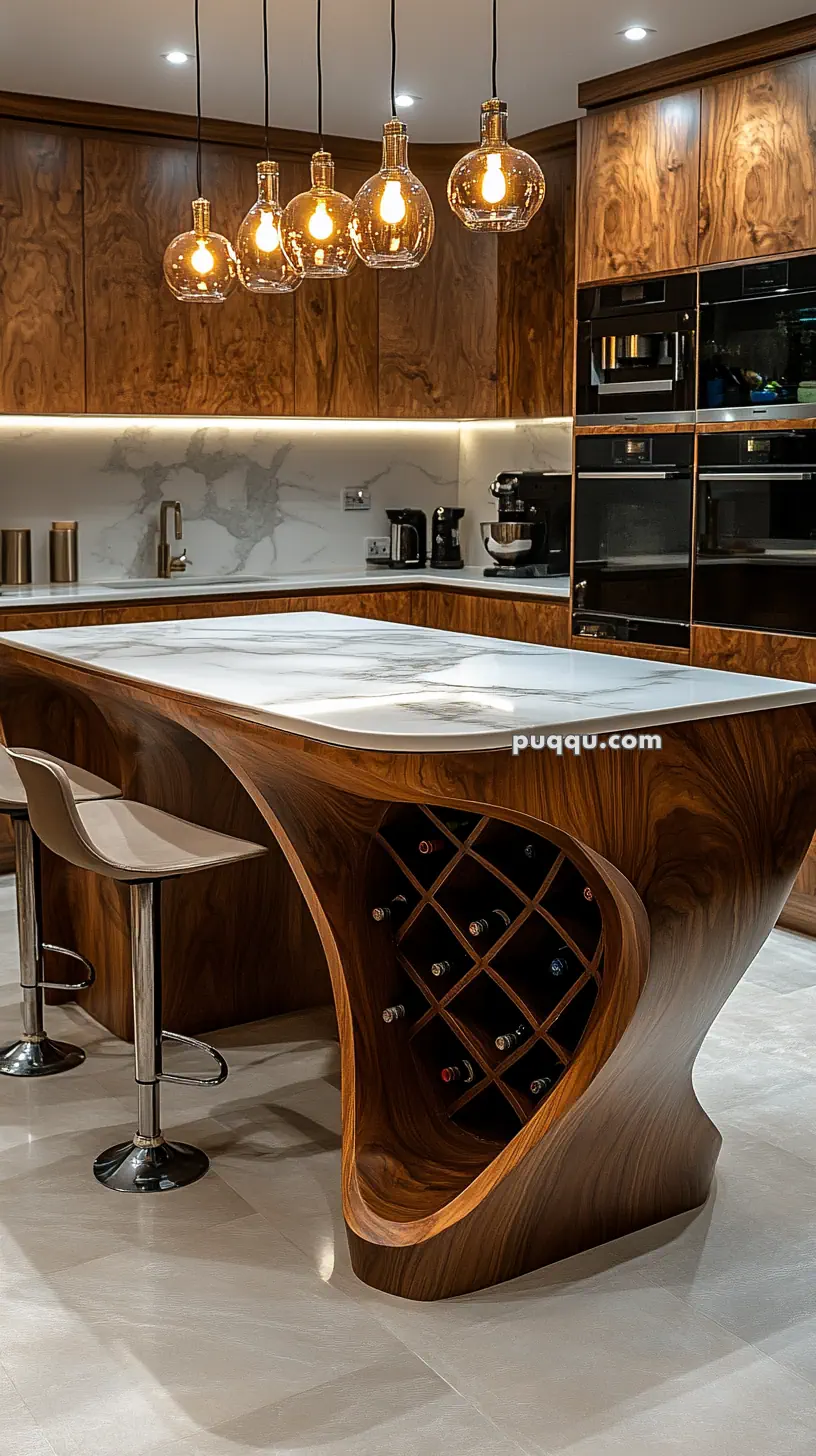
(0, 612, 814, 1300)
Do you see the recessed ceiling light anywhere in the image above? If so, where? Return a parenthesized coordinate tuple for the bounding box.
(395, 93, 416, 108)
(165, 50, 189, 65)
(622, 25, 651, 41)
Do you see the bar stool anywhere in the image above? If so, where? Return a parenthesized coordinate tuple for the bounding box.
(0, 745, 121, 1077)
(9, 748, 267, 1193)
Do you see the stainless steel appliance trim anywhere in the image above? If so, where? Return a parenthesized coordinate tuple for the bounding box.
(699, 472, 813, 481)
(696, 403, 816, 422)
(597, 379, 674, 396)
(577, 471, 682, 480)
(576, 411, 696, 426)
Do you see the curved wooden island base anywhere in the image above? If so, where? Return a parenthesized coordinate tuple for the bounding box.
(0, 641, 814, 1300)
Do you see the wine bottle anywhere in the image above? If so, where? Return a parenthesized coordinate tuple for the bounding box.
(418, 836, 446, 856)
(495, 1023, 528, 1053)
(549, 945, 571, 977)
(440, 1059, 475, 1085)
(583, 886, 594, 903)
(440, 816, 474, 837)
(382, 1003, 407, 1024)
(523, 843, 537, 860)
(469, 907, 512, 938)
(431, 959, 452, 978)
(371, 893, 408, 924)
(530, 1076, 553, 1097)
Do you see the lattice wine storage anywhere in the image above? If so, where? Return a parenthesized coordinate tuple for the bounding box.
(370, 804, 605, 1145)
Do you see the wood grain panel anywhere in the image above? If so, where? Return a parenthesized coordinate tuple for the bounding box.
(98, 589, 415, 627)
(0, 123, 84, 412)
(497, 147, 576, 418)
(83, 136, 296, 414)
(699, 57, 816, 264)
(0, 608, 103, 632)
(574, 423, 695, 436)
(294, 161, 379, 417)
(577, 92, 701, 283)
(570, 638, 690, 665)
(697, 417, 816, 433)
(692, 624, 816, 933)
(378, 167, 498, 418)
(423, 590, 570, 647)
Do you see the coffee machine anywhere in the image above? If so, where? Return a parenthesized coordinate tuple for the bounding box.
(430, 506, 465, 569)
(480, 471, 571, 578)
(386, 508, 427, 568)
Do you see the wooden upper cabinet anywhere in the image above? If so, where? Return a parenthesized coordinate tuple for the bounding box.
(577, 91, 701, 284)
(0, 124, 84, 411)
(83, 136, 296, 414)
(699, 56, 816, 265)
(378, 167, 498, 418)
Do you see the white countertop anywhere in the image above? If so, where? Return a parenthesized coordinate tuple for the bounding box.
(0, 566, 570, 610)
(2, 611, 814, 754)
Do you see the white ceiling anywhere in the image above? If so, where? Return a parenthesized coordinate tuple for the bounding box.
(1, 1, 814, 142)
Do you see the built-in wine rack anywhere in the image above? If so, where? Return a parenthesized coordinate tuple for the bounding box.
(371, 804, 605, 1147)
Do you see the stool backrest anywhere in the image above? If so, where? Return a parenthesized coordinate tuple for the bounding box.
(7, 750, 113, 876)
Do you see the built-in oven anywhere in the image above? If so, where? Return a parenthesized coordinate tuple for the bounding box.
(698, 254, 816, 422)
(695, 431, 816, 636)
(576, 275, 697, 425)
(573, 434, 694, 648)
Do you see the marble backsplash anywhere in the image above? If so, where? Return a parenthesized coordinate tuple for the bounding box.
(0, 417, 572, 582)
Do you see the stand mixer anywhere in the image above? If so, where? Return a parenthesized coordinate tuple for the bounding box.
(480, 471, 571, 577)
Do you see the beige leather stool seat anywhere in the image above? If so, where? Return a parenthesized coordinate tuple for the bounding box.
(0, 745, 121, 1079)
(9, 748, 267, 1194)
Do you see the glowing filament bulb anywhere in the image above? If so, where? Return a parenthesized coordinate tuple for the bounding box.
(308, 200, 334, 240)
(379, 178, 407, 225)
(191, 239, 215, 275)
(481, 152, 508, 204)
(254, 210, 280, 253)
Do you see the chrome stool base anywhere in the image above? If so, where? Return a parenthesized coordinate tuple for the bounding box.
(93, 1137, 209, 1193)
(0, 1036, 85, 1077)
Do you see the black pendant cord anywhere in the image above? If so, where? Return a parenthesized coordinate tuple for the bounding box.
(263, 0, 270, 159)
(390, 0, 397, 118)
(491, 0, 498, 98)
(194, 0, 203, 196)
(316, 0, 324, 148)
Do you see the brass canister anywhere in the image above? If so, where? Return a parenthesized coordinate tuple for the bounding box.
(1, 529, 32, 586)
(49, 521, 79, 584)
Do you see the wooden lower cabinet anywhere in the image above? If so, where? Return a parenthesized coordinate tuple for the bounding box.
(569, 638, 690, 665)
(693, 624, 816, 935)
(418, 590, 570, 646)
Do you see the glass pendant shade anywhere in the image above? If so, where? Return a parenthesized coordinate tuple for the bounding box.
(447, 99, 545, 232)
(351, 119, 434, 269)
(280, 151, 357, 279)
(163, 198, 238, 302)
(236, 161, 303, 293)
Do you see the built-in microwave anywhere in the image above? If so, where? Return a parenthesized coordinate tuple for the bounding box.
(576, 274, 697, 425)
(698, 254, 816, 422)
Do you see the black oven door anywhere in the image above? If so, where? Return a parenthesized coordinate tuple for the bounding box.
(695, 467, 816, 635)
(573, 468, 693, 643)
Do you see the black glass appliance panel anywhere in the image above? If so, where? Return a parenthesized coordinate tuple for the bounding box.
(573, 435, 693, 646)
(698, 255, 816, 412)
(695, 432, 816, 636)
(576, 274, 696, 420)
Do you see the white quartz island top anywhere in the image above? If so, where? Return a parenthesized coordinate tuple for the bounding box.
(2, 611, 816, 754)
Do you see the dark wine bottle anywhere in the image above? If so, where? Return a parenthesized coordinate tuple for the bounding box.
(549, 945, 571, 977)
(382, 1003, 407, 1024)
(431, 959, 452, 978)
(371, 893, 408, 924)
(523, 843, 538, 860)
(440, 1059, 475, 1085)
(495, 1023, 528, 1053)
(530, 1076, 553, 1097)
(469, 907, 512, 938)
(440, 816, 474, 837)
(418, 836, 446, 855)
(583, 886, 594, 903)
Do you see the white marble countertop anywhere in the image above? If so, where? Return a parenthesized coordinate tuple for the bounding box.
(2, 610, 814, 754)
(0, 566, 570, 610)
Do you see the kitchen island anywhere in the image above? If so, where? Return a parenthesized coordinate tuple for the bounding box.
(0, 612, 814, 1299)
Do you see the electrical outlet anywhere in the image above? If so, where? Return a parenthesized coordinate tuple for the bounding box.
(365, 536, 390, 561)
(343, 487, 371, 511)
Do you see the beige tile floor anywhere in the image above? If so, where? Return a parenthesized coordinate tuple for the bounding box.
(0, 874, 814, 1455)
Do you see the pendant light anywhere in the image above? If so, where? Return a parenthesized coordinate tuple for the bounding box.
(278, 0, 355, 278)
(163, 0, 238, 302)
(280, 0, 357, 278)
(236, 0, 303, 293)
(448, 0, 545, 233)
(350, 0, 434, 269)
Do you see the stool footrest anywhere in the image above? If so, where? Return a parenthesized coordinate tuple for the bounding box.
(38, 943, 96, 993)
(160, 1031, 228, 1087)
